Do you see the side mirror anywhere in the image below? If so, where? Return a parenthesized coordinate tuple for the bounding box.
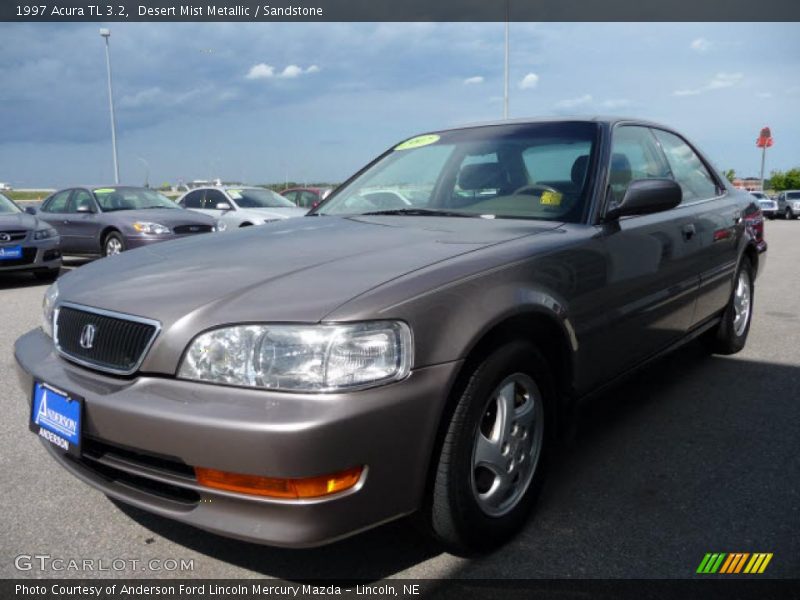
(606, 179, 682, 220)
(75, 204, 95, 214)
(215, 202, 232, 211)
(24, 206, 37, 215)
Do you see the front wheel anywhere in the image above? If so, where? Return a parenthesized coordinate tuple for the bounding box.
(103, 232, 125, 256)
(428, 341, 553, 554)
(704, 259, 754, 355)
(785, 207, 795, 220)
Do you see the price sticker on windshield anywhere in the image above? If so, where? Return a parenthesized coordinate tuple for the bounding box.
(395, 134, 440, 151)
(540, 191, 562, 206)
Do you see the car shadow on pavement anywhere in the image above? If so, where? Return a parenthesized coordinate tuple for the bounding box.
(113, 339, 800, 580)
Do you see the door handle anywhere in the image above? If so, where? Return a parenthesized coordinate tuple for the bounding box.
(681, 223, 696, 241)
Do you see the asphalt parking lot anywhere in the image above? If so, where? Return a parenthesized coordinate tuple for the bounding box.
(1, 222, 798, 581)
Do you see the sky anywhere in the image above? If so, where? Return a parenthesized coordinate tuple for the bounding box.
(0, 22, 798, 188)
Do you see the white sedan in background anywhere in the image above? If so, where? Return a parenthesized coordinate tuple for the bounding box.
(178, 186, 307, 228)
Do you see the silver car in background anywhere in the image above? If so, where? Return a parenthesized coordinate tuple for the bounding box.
(750, 191, 778, 220)
(0, 192, 61, 280)
(178, 186, 307, 228)
(776, 190, 800, 220)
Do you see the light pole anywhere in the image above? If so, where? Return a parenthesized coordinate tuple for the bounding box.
(100, 28, 120, 184)
(503, 0, 509, 119)
(137, 156, 150, 188)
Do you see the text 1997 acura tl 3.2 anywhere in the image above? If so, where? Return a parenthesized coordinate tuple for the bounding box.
(15, 118, 766, 552)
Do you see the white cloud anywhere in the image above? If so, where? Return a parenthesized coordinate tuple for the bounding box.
(519, 73, 539, 90)
(601, 98, 631, 109)
(246, 63, 275, 80)
(280, 65, 303, 78)
(555, 94, 593, 109)
(673, 72, 744, 96)
(757, 92, 773, 99)
(246, 63, 320, 80)
(690, 37, 711, 52)
(463, 76, 484, 85)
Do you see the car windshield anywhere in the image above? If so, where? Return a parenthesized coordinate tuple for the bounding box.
(93, 187, 180, 212)
(0, 193, 22, 214)
(316, 122, 599, 222)
(228, 188, 296, 208)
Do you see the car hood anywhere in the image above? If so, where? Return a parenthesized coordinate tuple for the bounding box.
(56, 215, 562, 369)
(0, 212, 39, 231)
(102, 208, 217, 226)
(236, 207, 308, 220)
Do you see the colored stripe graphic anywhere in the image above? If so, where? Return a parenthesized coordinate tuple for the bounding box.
(744, 553, 773, 574)
(698, 552, 773, 574)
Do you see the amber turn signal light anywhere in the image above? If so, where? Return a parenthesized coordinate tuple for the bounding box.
(194, 465, 364, 499)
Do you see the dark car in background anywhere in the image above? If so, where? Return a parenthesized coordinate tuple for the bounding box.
(0, 192, 61, 280)
(281, 187, 333, 209)
(16, 118, 765, 553)
(35, 186, 221, 257)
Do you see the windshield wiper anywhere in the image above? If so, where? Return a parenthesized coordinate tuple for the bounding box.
(360, 208, 481, 218)
(141, 205, 174, 209)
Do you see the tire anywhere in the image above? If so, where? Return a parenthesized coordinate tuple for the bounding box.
(34, 268, 60, 282)
(239, 222, 253, 228)
(428, 340, 554, 554)
(704, 259, 754, 355)
(103, 232, 125, 256)
(784, 207, 795, 220)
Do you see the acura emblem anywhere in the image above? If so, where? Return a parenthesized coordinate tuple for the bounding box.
(0, 233, 10, 242)
(79, 324, 97, 349)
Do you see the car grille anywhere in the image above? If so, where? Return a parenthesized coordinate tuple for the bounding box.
(0, 230, 27, 242)
(173, 224, 213, 234)
(0, 247, 36, 267)
(55, 305, 159, 374)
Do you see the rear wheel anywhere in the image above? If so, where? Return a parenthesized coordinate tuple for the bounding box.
(428, 341, 553, 553)
(704, 259, 754, 355)
(784, 207, 795, 220)
(103, 232, 125, 256)
(239, 222, 253, 228)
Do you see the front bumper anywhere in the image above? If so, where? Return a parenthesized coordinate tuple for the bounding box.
(125, 232, 213, 250)
(0, 237, 61, 273)
(15, 328, 458, 547)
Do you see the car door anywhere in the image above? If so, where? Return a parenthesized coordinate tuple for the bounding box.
(650, 128, 741, 326)
(64, 188, 103, 253)
(592, 125, 701, 376)
(37, 189, 77, 251)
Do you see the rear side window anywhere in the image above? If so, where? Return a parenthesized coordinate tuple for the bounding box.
(42, 190, 71, 213)
(608, 126, 671, 203)
(652, 129, 718, 203)
(182, 190, 203, 209)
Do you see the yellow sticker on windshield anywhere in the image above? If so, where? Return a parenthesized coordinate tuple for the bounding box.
(227, 189, 242, 199)
(394, 134, 440, 151)
(94, 188, 115, 194)
(540, 191, 562, 206)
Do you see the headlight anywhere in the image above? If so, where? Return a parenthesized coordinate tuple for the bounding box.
(42, 282, 59, 338)
(214, 220, 227, 232)
(793, 202, 800, 210)
(133, 221, 171, 235)
(178, 321, 413, 392)
(33, 227, 58, 240)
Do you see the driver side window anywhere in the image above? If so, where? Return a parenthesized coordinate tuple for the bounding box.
(609, 126, 671, 203)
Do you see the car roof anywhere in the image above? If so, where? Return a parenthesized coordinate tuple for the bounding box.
(429, 115, 674, 135)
